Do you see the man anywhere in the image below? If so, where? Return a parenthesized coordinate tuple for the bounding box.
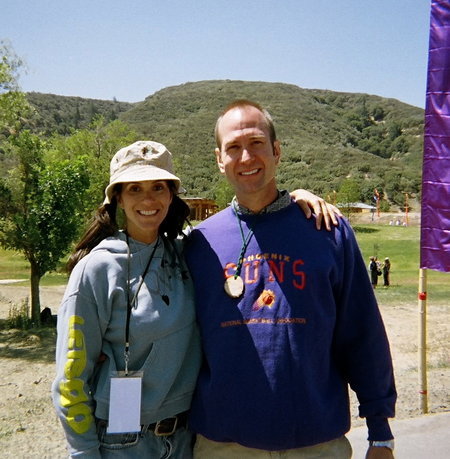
(383, 258, 391, 287)
(185, 100, 396, 458)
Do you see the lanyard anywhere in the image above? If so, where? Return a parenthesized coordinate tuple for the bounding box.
(232, 202, 256, 279)
(124, 234, 159, 375)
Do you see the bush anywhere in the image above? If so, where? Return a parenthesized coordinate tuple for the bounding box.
(6, 300, 34, 329)
(379, 200, 391, 212)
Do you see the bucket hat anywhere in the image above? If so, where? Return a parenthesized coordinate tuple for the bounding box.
(104, 140, 182, 204)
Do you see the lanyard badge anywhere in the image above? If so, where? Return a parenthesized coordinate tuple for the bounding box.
(107, 235, 159, 433)
(107, 371, 143, 433)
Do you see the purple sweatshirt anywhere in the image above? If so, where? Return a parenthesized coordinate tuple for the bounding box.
(185, 202, 396, 451)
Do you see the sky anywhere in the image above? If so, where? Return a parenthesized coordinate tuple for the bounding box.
(2, 0, 432, 108)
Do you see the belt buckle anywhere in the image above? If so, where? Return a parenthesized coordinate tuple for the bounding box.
(154, 416, 178, 436)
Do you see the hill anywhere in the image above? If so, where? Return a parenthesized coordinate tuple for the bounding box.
(118, 80, 424, 206)
(24, 81, 424, 207)
(25, 92, 135, 135)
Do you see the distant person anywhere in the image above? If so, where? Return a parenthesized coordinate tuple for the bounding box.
(383, 257, 391, 287)
(186, 100, 396, 458)
(369, 256, 380, 288)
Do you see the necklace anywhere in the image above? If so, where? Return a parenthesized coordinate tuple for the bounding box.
(225, 204, 256, 298)
(124, 234, 160, 375)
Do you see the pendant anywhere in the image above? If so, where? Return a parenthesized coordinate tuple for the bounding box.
(161, 295, 170, 305)
(224, 276, 245, 298)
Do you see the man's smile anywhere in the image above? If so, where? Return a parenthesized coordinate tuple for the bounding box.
(240, 168, 260, 176)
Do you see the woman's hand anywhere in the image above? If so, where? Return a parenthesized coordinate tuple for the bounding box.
(290, 189, 342, 231)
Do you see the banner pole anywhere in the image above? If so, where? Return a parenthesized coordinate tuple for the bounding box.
(418, 268, 428, 414)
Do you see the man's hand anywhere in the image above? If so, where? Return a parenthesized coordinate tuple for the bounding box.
(290, 189, 342, 231)
(365, 445, 395, 459)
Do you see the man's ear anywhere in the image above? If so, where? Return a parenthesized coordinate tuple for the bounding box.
(215, 148, 225, 174)
(273, 140, 281, 164)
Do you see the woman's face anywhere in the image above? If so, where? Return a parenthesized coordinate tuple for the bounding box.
(118, 180, 173, 244)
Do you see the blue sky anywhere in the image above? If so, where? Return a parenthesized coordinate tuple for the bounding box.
(2, 0, 431, 108)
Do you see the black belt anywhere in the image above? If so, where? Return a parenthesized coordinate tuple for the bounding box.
(144, 411, 188, 436)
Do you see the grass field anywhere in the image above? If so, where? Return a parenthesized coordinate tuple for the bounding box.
(0, 223, 448, 304)
(0, 248, 68, 286)
(354, 224, 449, 306)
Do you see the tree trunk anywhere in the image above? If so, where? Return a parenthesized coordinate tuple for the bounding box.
(30, 262, 41, 324)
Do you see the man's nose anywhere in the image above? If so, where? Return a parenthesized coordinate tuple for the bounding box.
(240, 147, 253, 163)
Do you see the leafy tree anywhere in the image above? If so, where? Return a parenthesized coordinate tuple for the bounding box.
(379, 200, 391, 212)
(47, 117, 138, 220)
(388, 122, 402, 140)
(383, 170, 420, 208)
(0, 40, 31, 133)
(337, 178, 360, 203)
(372, 106, 385, 121)
(337, 178, 361, 219)
(390, 136, 409, 154)
(213, 176, 234, 209)
(0, 131, 90, 322)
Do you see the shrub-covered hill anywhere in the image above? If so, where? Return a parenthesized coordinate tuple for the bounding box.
(118, 80, 424, 206)
(25, 92, 135, 135)
(24, 80, 424, 207)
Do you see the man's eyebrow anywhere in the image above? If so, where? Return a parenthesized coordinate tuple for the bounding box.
(223, 132, 266, 146)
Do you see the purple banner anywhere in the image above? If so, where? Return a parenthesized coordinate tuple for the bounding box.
(420, 0, 450, 272)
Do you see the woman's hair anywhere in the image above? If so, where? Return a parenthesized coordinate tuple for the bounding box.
(67, 181, 190, 273)
(159, 181, 191, 239)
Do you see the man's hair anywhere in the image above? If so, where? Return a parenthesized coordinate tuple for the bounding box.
(214, 99, 277, 148)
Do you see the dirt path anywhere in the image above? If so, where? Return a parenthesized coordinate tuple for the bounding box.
(0, 283, 448, 458)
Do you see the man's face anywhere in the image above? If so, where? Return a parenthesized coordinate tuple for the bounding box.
(215, 106, 281, 206)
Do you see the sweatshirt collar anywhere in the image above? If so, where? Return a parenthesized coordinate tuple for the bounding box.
(232, 190, 291, 215)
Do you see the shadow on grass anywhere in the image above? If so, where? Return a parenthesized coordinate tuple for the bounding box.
(353, 226, 380, 234)
(0, 322, 56, 363)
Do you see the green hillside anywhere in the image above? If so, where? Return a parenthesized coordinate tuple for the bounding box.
(119, 80, 424, 204)
(24, 80, 424, 206)
(25, 92, 135, 135)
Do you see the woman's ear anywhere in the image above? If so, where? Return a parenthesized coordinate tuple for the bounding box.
(116, 192, 124, 210)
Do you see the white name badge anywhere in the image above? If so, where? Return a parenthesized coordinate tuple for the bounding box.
(107, 372, 143, 433)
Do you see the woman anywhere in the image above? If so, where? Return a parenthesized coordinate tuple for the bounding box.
(52, 141, 201, 458)
(52, 140, 340, 458)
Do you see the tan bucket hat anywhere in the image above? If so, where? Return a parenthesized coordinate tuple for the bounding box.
(104, 140, 183, 204)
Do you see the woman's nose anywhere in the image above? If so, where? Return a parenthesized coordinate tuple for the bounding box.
(142, 190, 156, 201)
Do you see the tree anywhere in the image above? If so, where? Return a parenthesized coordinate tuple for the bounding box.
(47, 117, 138, 220)
(337, 178, 361, 219)
(360, 180, 383, 203)
(0, 131, 90, 323)
(213, 176, 234, 209)
(0, 40, 30, 133)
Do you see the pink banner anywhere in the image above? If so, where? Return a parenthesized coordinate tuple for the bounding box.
(420, 0, 450, 272)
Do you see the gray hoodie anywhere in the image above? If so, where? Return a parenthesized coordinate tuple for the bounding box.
(52, 231, 201, 457)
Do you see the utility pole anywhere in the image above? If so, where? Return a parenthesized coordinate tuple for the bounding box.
(404, 192, 409, 226)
